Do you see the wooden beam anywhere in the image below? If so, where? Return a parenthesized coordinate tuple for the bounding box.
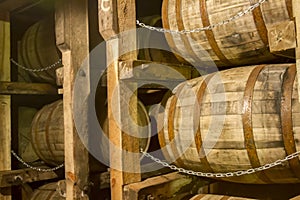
(268, 20, 296, 54)
(293, 0, 300, 102)
(0, 168, 59, 188)
(123, 172, 210, 200)
(100, 0, 140, 199)
(0, 82, 58, 95)
(0, 18, 11, 200)
(55, 0, 90, 199)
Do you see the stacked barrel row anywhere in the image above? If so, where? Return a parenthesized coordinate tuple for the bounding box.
(155, 0, 300, 187)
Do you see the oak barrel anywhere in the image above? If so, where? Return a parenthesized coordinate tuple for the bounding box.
(30, 182, 65, 200)
(138, 15, 186, 64)
(20, 17, 62, 84)
(159, 64, 300, 184)
(31, 100, 64, 166)
(32, 99, 151, 166)
(162, 0, 291, 67)
(190, 194, 255, 200)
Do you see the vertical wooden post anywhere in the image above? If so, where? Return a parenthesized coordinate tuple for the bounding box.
(99, 0, 140, 199)
(0, 14, 11, 200)
(55, 0, 90, 199)
(293, 0, 300, 102)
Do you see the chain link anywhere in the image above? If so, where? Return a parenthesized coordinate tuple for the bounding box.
(136, 0, 267, 34)
(11, 150, 64, 172)
(141, 149, 300, 178)
(10, 58, 62, 72)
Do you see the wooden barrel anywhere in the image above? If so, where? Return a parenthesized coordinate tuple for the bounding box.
(20, 17, 62, 84)
(30, 182, 65, 200)
(31, 100, 64, 166)
(162, 0, 292, 67)
(138, 15, 186, 64)
(19, 107, 39, 163)
(159, 64, 300, 184)
(190, 194, 255, 200)
(32, 99, 151, 166)
(98, 99, 151, 163)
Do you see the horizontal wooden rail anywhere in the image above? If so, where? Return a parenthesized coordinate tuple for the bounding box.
(0, 82, 58, 95)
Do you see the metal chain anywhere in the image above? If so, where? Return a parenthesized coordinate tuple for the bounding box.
(10, 58, 62, 72)
(136, 0, 267, 34)
(11, 150, 64, 172)
(141, 149, 300, 178)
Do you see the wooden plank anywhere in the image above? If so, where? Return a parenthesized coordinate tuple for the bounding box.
(101, 0, 140, 199)
(55, 0, 90, 199)
(123, 172, 210, 200)
(0, 18, 11, 200)
(268, 20, 296, 53)
(294, 0, 300, 102)
(118, 60, 194, 80)
(98, 0, 118, 41)
(0, 82, 58, 95)
(0, 168, 59, 188)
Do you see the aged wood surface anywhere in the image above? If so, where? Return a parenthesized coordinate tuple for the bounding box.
(100, 0, 140, 199)
(0, 168, 59, 188)
(0, 18, 11, 200)
(162, 0, 291, 67)
(190, 194, 256, 200)
(294, 0, 300, 102)
(55, 0, 90, 199)
(30, 182, 65, 200)
(0, 82, 57, 95)
(124, 172, 210, 200)
(160, 64, 300, 184)
(268, 20, 296, 53)
(19, 17, 62, 84)
(31, 100, 64, 166)
(291, 195, 300, 200)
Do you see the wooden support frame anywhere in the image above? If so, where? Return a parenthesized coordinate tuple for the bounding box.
(55, 0, 90, 199)
(99, 0, 141, 199)
(0, 16, 11, 200)
(0, 168, 58, 188)
(0, 82, 58, 95)
(123, 172, 210, 200)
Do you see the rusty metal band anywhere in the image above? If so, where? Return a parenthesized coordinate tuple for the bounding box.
(281, 64, 300, 179)
(242, 65, 273, 183)
(167, 83, 189, 167)
(45, 101, 60, 164)
(194, 74, 215, 172)
(251, 1, 269, 45)
(199, 0, 232, 66)
(285, 0, 293, 20)
(175, 0, 202, 63)
(158, 91, 174, 163)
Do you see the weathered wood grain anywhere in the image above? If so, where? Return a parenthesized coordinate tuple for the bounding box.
(0, 82, 57, 95)
(0, 18, 11, 200)
(160, 64, 300, 184)
(55, 0, 90, 199)
(162, 0, 291, 67)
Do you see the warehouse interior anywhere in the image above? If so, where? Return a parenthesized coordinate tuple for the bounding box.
(1, 0, 300, 199)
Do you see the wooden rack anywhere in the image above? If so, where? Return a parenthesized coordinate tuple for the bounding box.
(1, 0, 300, 199)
